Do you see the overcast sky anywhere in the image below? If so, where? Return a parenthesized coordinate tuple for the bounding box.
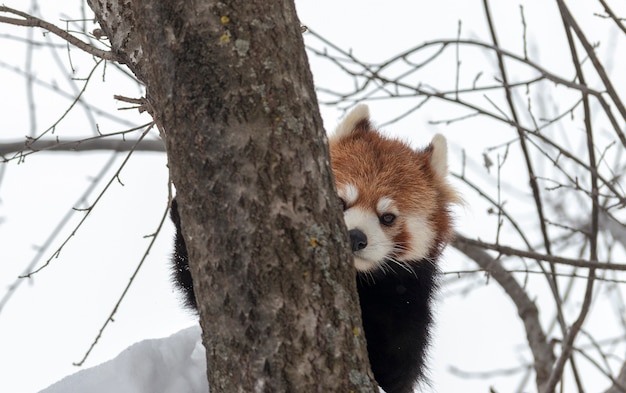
(1, 1, 625, 392)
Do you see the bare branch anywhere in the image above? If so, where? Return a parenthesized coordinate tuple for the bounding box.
(0, 6, 117, 61)
(452, 232, 555, 387)
(74, 193, 171, 366)
(307, 30, 607, 96)
(19, 124, 154, 277)
(482, 7, 582, 387)
(0, 135, 163, 157)
(0, 59, 139, 128)
(556, 1, 626, 128)
(597, 0, 626, 35)
(605, 361, 626, 393)
(541, 5, 602, 390)
(0, 153, 119, 315)
(455, 236, 626, 271)
(308, 32, 626, 207)
(482, 0, 553, 256)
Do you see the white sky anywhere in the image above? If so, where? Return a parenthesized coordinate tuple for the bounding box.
(1, 1, 625, 392)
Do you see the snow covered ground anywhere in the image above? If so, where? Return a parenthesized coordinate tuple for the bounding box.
(41, 325, 208, 393)
(40, 325, 387, 393)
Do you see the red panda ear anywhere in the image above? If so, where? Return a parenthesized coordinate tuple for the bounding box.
(428, 134, 448, 179)
(331, 104, 370, 141)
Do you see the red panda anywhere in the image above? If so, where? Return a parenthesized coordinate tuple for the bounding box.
(169, 105, 457, 393)
(329, 105, 457, 393)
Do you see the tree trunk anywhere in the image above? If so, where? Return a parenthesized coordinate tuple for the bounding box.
(87, 0, 376, 391)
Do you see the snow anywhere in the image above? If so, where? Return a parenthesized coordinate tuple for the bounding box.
(41, 325, 208, 393)
(40, 325, 388, 393)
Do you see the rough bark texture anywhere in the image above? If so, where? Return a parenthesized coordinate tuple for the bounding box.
(87, 0, 376, 392)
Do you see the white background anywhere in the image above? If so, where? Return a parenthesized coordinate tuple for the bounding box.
(1, 1, 625, 392)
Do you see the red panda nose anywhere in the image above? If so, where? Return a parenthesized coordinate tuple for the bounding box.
(349, 229, 368, 252)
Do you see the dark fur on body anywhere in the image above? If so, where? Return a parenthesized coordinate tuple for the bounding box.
(170, 199, 196, 309)
(357, 263, 438, 393)
(169, 199, 438, 393)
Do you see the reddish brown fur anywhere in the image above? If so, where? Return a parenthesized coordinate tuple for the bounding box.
(329, 118, 455, 261)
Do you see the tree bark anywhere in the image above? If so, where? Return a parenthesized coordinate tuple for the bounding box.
(87, 0, 376, 392)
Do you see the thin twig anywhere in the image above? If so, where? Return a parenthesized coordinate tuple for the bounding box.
(0, 59, 138, 128)
(308, 30, 626, 207)
(482, 3, 567, 388)
(0, 131, 163, 158)
(44, 31, 100, 135)
(15, 58, 106, 153)
(74, 187, 172, 366)
(597, 0, 626, 35)
(0, 154, 119, 315)
(20, 124, 154, 277)
(605, 361, 626, 393)
(541, 5, 601, 390)
(0, 6, 116, 61)
(455, 236, 626, 271)
(452, 233, 555, 386)
(444, 268, 626, 285)
(24, 1, 37, 137)
(556, 1, 626, 138)
(308, 29, 606, 96)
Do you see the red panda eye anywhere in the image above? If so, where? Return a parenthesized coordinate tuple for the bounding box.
(339, 198, 347, 211)
(380, 213, 396, 226)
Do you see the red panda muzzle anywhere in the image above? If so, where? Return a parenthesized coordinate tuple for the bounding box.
(349, 228, 368, 252)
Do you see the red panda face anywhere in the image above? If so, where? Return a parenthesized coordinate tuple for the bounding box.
(329, 105, 458, 273)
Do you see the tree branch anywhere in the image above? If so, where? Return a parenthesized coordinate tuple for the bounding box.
(20, 126, 154, 278)
(481, 11, 569, 389)
(455, 236, 626, 271)
(541, 5, 601, 390)
(555, 1, 626, 127)
(452, 233, 555, 387)
(597, 0, 626, 35)
(0, 136, 164, 158)
(0, 6, 117, 61)
(0, 153, 119, 316)
(605, 361, 626, 393)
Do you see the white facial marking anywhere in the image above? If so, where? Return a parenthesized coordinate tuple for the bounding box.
(343, 183, 359, 206)
(401, 215, 436, 262)
(376, 197, 398, 215)
(343, 207, 392, 272)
